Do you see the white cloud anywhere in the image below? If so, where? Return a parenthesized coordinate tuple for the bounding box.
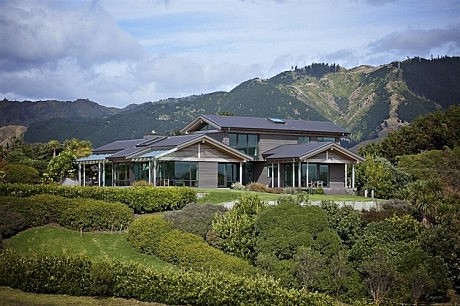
(0, 0, 459, 107)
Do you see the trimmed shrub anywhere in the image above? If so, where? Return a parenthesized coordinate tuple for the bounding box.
(5, 194, 74, 228)
(0, 199, 27, 238)
(60, 199, 133, 231)
(164, 203, 227, 238)
(127, 215, 173, 254)
(128, 215, 257, 275)
(0, 249, 338, 305)
(0, 184, 197, 213)
(1, 164, 40, 184)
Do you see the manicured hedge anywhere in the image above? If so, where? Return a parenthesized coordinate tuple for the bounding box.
(128, 215, 257, 275)
(0, 194, 133, 234)
(0, 249, 338, 306)
(0, 184, 197, 213)
(60, 199, 133, 231)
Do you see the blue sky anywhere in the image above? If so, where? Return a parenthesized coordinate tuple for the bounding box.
(0, 0, 459, 108)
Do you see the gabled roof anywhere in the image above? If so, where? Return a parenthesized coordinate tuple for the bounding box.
(181, 114, 350, 135)
(93, 139, 145, 154)
(263, 142, 364, 162)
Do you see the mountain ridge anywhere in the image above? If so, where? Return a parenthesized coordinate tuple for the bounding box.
(1, 56, 459, 147)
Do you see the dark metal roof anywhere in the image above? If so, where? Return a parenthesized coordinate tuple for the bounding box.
(107, 146, 146, 159)
(149, 134, 202, 148)
(198, 114, 349, 135)
(93, 139, 144, 153)
(263, 142, 329, 159)
(263, 142, 364, 162)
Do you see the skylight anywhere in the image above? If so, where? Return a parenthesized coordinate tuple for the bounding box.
(268, 117, 286, 124)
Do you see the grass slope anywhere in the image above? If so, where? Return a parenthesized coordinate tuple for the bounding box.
(0, 286, 166, 306)
(4, 225, 171, 270)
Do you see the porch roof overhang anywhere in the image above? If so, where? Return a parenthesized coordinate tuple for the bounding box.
(130, 149, 176, 162)
(263, 142, 364, 164)
(76, 154, 112, 164)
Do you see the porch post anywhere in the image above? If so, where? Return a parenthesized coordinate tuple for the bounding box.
(148, 160, 152, 184)
(344, 163, 348, 188)
(82, 165, 86, 187)
(277, 162, 280, 188)
(98, 162, 101, 186)
(352, 164, 355, 189)
(271, 163, 274, 188)
(292, 160, 295, 187)
(153, 159, 157, 187)
(239, 162, 243, 184)
(102, 162, 106, 186)
(298, 161, 301, 188)
(306, 162, 309, 187)
(78, 164, 82, 186)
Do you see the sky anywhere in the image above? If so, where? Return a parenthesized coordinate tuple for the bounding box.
(1, 0, 459, 108)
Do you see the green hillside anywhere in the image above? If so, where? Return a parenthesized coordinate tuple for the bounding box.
(2, 57, 459, 147)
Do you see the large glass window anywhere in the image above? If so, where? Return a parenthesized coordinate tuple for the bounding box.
(133, 162, 149, 181)
(158, 161, 198, 187)
(218, 163, 239, 188)
(229, 133, 258, 157)
(303, 163, 329, 187)
(298, 136, 310, 144)
(317, 136, 336, 142)
(114, 163, 130, 186)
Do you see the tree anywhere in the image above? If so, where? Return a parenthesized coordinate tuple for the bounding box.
(206, 195, 265, 262)
(356, 154, 408, 199)
(47, 140, 61, 158)
(402, 179, 443, 226)
(360, 247, 397, 306)
(63, 138, 92, 158)
(43, 150, 77, 183)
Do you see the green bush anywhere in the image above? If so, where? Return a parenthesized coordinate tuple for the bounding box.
(4, 194, 74, 228)
(0, 184, 197, 213)
(127, 215, 174, 254)
(0, 249, 338, 305)
(0, 199, 27, 238)
(128, 215, 257, 275)
(60, 199, 133, 232)
(1, 164, 40, 184)
(164, 203, 227, 238)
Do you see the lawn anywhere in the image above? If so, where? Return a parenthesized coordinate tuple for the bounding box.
(0, 286, 166, 306)
(196, 188, 376, 205)
(4, 225, 171, 270)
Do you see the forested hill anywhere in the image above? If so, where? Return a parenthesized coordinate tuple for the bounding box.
(1, 56, 459, 147)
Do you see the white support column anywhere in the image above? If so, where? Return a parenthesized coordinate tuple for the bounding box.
(344, 163, 348, 188)
(98, 162, 101, 186)
(306, 162, 309, 187)
(78, 164, 82, 186)
(83, 165, 86, 187)
(239, 162, 243, 184)
(153, 159, 157, 187)
(102, 162, 106, 186)
(352, 164, 356, 189)
(298, 161, 302, 188)
(271, 163, 274, 188)
(148, 160, 152, 184)
(277, 162, 280, 188)
(292, 160, 295, 187)
(112, 165, 115, 186)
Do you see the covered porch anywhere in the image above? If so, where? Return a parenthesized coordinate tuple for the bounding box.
(262, 142, 364, 194)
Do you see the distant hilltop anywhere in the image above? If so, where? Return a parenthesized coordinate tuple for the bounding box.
(1, 56, 459, 147)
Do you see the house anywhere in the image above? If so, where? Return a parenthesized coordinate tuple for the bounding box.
(76, 114, 363, 194)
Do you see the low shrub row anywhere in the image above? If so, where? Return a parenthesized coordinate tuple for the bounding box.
(0, 194, 133, 237)
(0, 250, 337, 305)
(0, 184, 197, 213)
(128, 215, 257, 276)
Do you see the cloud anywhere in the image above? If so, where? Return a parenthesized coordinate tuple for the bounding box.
(369, 25, 460, 56)
(0, 0, 143, 70)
